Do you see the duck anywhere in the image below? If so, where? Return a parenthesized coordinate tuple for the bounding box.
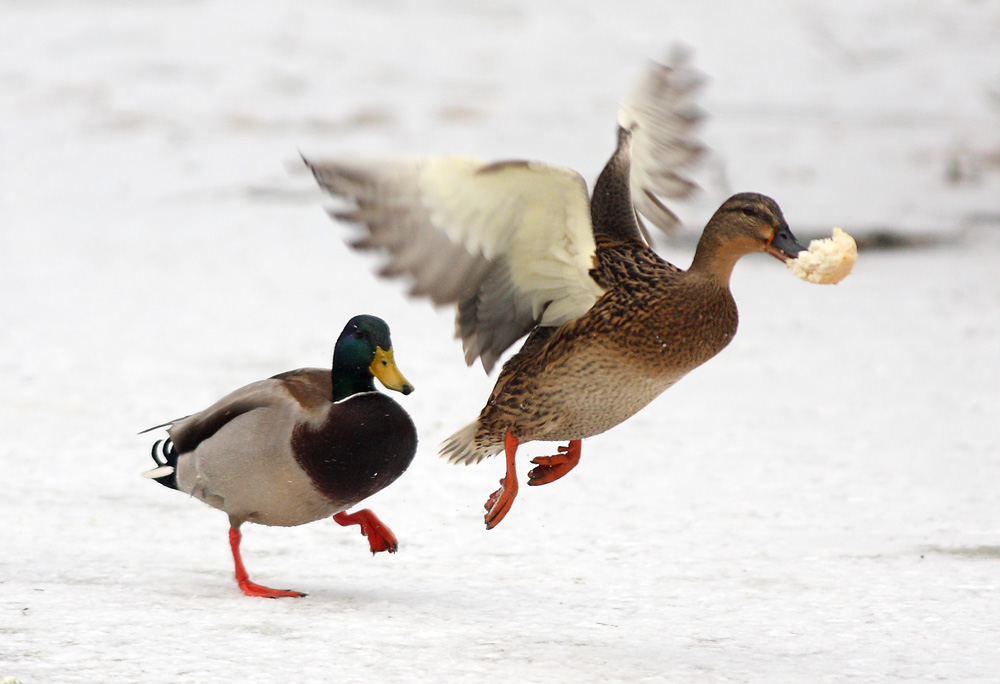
(142, 314, 417, 597)
(302, 51, 807, 529)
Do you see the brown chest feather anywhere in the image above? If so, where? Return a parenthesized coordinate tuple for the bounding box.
(478, 239, 738, 445)
(582, 239, 738, 373)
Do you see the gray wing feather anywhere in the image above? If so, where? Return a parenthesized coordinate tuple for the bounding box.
(323, 163, 493, 308)
(305, 157, 599, 373)
(165, 379, 286, 454)
(620, 46, 707, 234)
(456, 261, 536, 371)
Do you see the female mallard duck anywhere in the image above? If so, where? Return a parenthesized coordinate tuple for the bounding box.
(142, 315, 417, 597)
(303, 53, 807, 529)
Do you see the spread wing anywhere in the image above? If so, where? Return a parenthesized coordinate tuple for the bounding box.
(304, 156, 605, 373)
(618, 46, 706, 236)
(304, 48, 706, 372)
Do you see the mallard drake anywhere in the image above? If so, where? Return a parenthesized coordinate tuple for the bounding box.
(142, 314, 417, 597)
(303, 52, 807, 529)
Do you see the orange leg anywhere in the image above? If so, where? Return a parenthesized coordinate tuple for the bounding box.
(229, 526, 305, 599)
(484, 431, 520, 530)
(333, 509, 398, 554)
(527, 439, 582, 486)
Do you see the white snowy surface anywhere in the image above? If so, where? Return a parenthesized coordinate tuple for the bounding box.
(2, 1, 999, 682)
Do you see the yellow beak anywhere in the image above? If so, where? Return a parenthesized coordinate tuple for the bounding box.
(369, 346, 414, 395)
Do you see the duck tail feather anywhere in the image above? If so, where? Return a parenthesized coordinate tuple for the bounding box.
(439, 420, 497, 465)
(143, 439, 179, 490)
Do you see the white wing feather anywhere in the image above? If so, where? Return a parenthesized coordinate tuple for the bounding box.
(306, 156, 604, 372)
(420, 159, 603, 325)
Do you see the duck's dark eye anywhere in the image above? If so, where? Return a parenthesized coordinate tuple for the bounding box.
(353, 330, 364, 340)
(740, 206, 761, 220)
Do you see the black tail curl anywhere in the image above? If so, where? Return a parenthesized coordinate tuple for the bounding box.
(149, 438, 180, 490)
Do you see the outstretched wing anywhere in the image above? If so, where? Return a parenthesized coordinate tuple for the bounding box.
(305, 156, 605, 373)
(619, 47, 706, 236)
(305, 48, 706, 371)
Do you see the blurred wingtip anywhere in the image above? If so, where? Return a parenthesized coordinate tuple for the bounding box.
(618, 44, 711, 236)
(285, 151, 313, 177)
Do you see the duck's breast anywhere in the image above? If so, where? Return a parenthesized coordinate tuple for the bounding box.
(290, 392, 418, 511)
(519, 346, 683, 441)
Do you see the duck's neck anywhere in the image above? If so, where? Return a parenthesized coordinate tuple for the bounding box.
(591, 127, 644, 243)
(688, 228, 741, 287)
(330, 362, 375, 402)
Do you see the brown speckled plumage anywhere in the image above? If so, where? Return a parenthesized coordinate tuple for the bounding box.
(465, 228, 740, 459)
(436, 172, 805, 469)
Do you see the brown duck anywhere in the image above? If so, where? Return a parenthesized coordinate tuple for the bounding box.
(142, 315, 417, 597)
(304, 53, 807, 529)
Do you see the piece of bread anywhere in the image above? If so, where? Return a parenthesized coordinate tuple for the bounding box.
(786, 227, 857, 284)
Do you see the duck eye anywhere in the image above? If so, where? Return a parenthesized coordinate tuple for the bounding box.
(353, 330, 364, 340)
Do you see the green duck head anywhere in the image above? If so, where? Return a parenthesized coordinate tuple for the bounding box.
(332, 314, 414, 402)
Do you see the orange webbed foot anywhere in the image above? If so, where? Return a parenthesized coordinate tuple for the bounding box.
(484, 474, 518, 530)
(334, 509, 399, 554)
(484, 432, 520, 530)
(237, 578, 307, 599)
(229, 526, 306, 599)
(527, 440, 581, 486)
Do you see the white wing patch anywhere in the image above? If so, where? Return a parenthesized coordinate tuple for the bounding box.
(418, 158, 603, 327)
(308, 155, 605, 370)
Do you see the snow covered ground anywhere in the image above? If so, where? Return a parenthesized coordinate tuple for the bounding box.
(2, 1, 998, 682)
